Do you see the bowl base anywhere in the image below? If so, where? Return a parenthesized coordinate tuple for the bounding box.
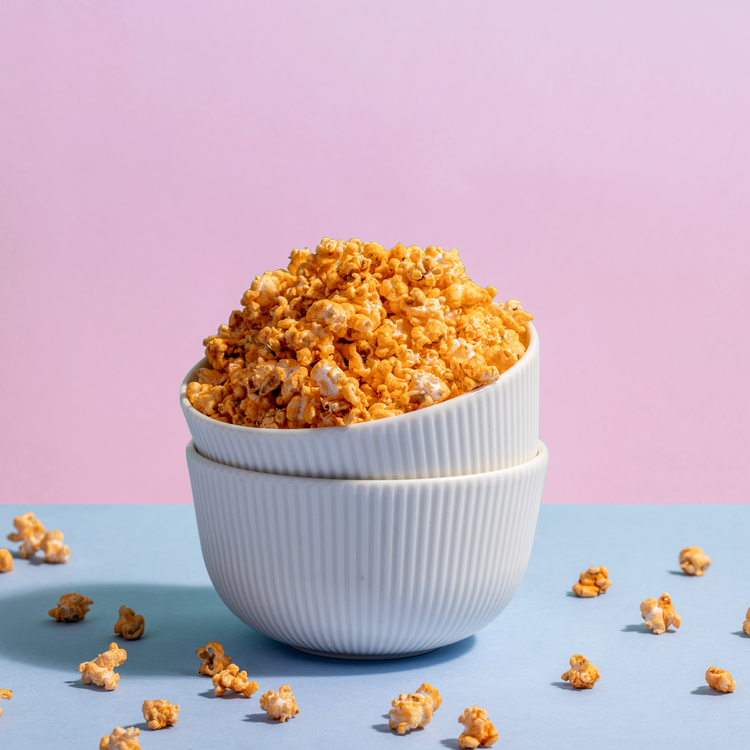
(291, 646, 438, 661)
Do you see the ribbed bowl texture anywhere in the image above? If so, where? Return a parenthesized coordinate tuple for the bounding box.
(181, 322, 539, 480)
(187, 439, 548, 658)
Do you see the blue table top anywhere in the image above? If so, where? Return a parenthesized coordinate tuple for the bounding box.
(0, 504, 747, 749)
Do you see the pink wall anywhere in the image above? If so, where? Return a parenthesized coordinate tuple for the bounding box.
(1, 2, 748, 504)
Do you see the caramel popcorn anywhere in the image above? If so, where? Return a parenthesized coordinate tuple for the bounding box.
(458, 706, 498, 749)
(7, 511, 45, 558)
(99, 727, 140, 750)
(259, 684, 299, 722)
(640, 593, 681, 634)
(0, 689, 11, 717)
(743, 607, 750, 636)
(679, 547, 711, 576)
(0, 549, 13, 573)
(114, 605, 145, 640)
(561, 654, 600, 689)
(388, 683, 442, 734)
(572, 566, 612, 597)
(196, 641, 232, 675)
(705, 667, 736, 693)
(39, 530, 71, 564)
(142, 699, 180, 729)
(212, 664, 258, 698)
(49, 592, 93, 622)
(78, 642, 127, 690)
(187, 238, 533, 428)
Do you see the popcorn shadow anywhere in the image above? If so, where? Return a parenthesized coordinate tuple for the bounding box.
(731, 631, 748, 637)
(372, 723, 393, 734)
(691, 686, 729, 697)
(439, 739, 461, 749)
(667, 570, 686, 576)
(131, 722, 151, 731)
(244, 713, 283, 724)
(65, 679, 108, 692)
(550, 681, 584, 691)
(622, 624, 676, 635)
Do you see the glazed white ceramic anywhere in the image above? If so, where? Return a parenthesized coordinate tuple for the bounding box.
(181, 322, 539, 480)
(186, 439, 548, 659)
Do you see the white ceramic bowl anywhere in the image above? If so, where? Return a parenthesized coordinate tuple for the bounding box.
(187, 438, 548, 659)
(181, 322, 539, 480)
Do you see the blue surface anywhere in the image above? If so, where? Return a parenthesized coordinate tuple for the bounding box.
(0, 504, 748, 748)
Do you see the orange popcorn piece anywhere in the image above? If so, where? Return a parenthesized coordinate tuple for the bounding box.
(743, 607, 750, 636)
(705, 667, 736, 693)
(640, 592, 681, 634)
(572, 566, 612, 597)
(114, 605, 145, 640)
(39, 530, 71, 564)
(388, 683, 442, 734)
(212, 664, 258, 698)
(458, 705, 498, 749)
(0, 549, 13, 573)
(259, 684, 299, 722)
(679, 547, 711, 576)
(142, 699, 180, 729)
(49, 592, 93, 622)
(99, 726, 140, 750)
(7, 511, 46, 558)
(79, 642, 127, 691)
(196, 641, 232, 676)
(561, 654, 600, 689)
(0, 689, 11, 717)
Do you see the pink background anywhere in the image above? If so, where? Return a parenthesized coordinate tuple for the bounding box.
(1, 2, 748, 505)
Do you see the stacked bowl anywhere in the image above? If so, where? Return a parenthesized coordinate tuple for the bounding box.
(183, 322, 547, 659)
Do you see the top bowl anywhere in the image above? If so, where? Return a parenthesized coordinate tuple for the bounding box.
(180, 322, 539, 480)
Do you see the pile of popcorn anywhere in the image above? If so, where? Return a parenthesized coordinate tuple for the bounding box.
(187, 238, 533, 428)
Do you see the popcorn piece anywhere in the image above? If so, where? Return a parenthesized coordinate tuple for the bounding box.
(572, 566, 612, 597)
(196, 641, 232, 676)
(39, 530, 71, 564)
(99, 727, 140, 750)
(679, 547, 711, 576)
(640, 592, 681, 634)
(49, 592, 93, 622)
(212, 664, 258, 698)
(743, 607, 750, 636)
(0, 549, 13, 573)
(78, 642, 127, 690)
(561, 654, 600, 689)
(259, 684, 299, 722)
(458, 705, 498, 749)
(705, 667, 736, 693)
(114, 605, 145, 640)
(388, 683, 442, 734)
(142, 699, 180, 730)
(7, 511, 45, 558)
(0, 689, 11, 717)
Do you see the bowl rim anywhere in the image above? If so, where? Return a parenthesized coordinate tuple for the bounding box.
(180, 321, 538, 437)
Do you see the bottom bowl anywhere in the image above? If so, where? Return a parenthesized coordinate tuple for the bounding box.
(186, 439, 548, 659)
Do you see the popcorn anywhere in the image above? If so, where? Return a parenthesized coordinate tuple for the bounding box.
(388, 683, 442, 735)
(188, 238, 533, 428)
(457, 705, 498, 749)
(640, 593, 681, 634)
(78, 642, 127, 690)
(679, 547, 711, 576)
(39, 530, 71, 564)
(705, 667, 736, 693)
(0, 689, 11, 717)
(212, 664, 258, 698)
(114, 605, 145, 640)
(0, 549, 13, 573)
(259, 684, 299, 722)
(196, 641, 232, 676)
(142, 699, 180, 729)
(572, 566, 612, 597)
(49, 592, 93, 622)
(7, 511, 45, 558)
(99, 727, 140, 750)
(561, 654, 600, 689)
(743, 607, 750, 636)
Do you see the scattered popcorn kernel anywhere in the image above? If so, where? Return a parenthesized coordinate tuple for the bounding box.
(78, 642, 127, 691)
(0, 549, 13, 573)
(259, 684, 299, 722)
(99, 726, 140, 750)
(458, 705, 498, 749)
(212, 664, 258, 698)
(388, 683, 442, 734)
(142, 699, 180, 730)
(114, 605, 145, 640)
(706, 667, 736, 693)
(196, 641, 232, 676)
(679, 547, 711, 576)
(640, 592, 681, 634)
(0, 689, 11, 717)
(7, 511, 45, 558)
(49, 592, 93, 622)
(561, 654, 600, 689)
(39, 530, 71, 564)
(743, 607, 750, 636)
(572, 566, 612, 597)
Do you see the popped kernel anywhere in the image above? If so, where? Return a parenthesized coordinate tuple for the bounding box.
(114, 605, 145, 640)
(78, 642, 127, 690)
(388, 683, 442, 734)
(640, 592, 681, 634)
(49, 592, 93, 622)
(458, 705, 498, 749)
(188, 238, 533, 428)
(0, 549, 13, 573)
(259, 684, 299, 722)
(7, 511, 45, 558)
(572, 566, 612, 597)
(706, 667, 736, 693)
(679, 547, 711, 576)
(0, 689, 11, 717)
(196, 641, 232, 676)
(39, 530, 71, 564)
(99, 727, 140, 750)
(212, 664, 258, 698)
(743, 607, 750, 636)
(142, 699, 180, 729)
(561, 654, 600, 689)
